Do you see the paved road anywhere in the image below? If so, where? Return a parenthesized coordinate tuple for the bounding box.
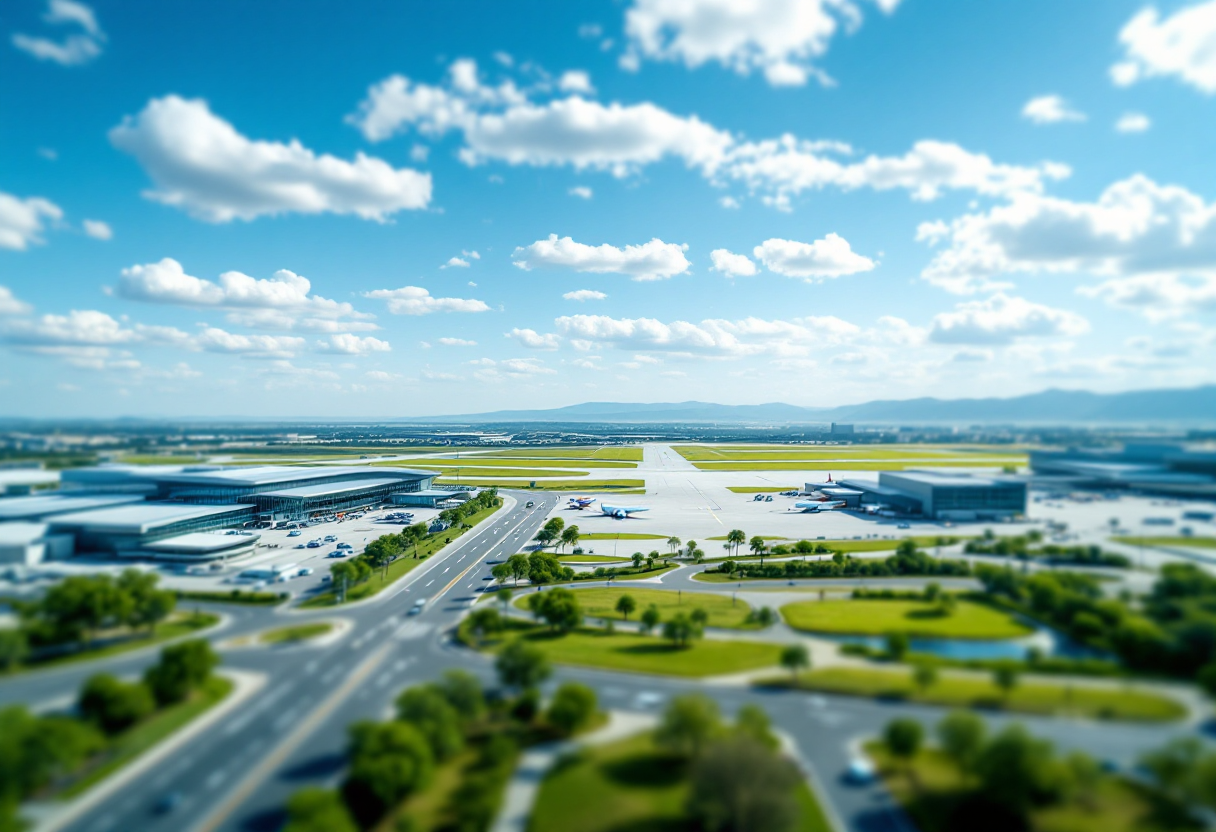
(2, 489, 1203, 832)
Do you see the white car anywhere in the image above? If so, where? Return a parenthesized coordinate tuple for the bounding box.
(846, 758, 876, 785)
(287, 530, 302, 537)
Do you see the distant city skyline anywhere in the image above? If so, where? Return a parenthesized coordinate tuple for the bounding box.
(2, 0, 1215, 417)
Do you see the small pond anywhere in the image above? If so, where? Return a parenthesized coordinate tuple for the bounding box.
(815, 620, 1103, 662)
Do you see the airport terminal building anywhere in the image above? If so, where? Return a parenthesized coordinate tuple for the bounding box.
(1030, 444, 1216, 498)
(837, 470, 1028, 520)
(0, 464, 435, 564)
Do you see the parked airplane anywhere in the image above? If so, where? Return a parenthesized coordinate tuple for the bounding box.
(567, 497, 597, 509)
(601, 505, 649, 519)
(795, 499, 846, 513)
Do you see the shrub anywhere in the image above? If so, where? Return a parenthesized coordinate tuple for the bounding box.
(78, 674, 155, 735)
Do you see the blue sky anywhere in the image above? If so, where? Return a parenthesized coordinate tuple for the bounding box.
(2, 0, 1214, 418)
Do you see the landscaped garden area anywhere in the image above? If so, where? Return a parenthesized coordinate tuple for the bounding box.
(530, 587, 759, 630)
(780, 597, 1032, 639)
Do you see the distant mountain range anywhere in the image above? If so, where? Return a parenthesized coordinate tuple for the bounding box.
(401, 385, 1216, 424)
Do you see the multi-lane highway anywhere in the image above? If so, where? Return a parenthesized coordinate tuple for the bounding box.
(2, 491, 1201, 832)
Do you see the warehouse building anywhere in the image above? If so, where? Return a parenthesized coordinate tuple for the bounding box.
(838, 470, 1027, 520)
(47, 502, 257, 557)
(1030, 444, 1216, 498)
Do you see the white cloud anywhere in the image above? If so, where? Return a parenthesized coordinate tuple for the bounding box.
(438, 337, 477, 346)
(0, 192, 63, 250)
(410, 143, 429, 162)
(1115, 112, 1151, 133)
(709, 249, 757, 277)
(1, 310, 137, 346)
(469, 356, 557, 382)
(1079, 275, 1216, 319)
(348, 61, 1067, 211)
(558, 70, 595, 94)
(1111, 0, 1216, 94)
(110, 96, 431, 222)
(363, 286, 490, 315)
(621, 0, 902, 87)
(12, 0, 104, 66)
(0, 287, 32, 316)
(951, 348, 993, 362)
(506, 328, 561, 350)
(196, 327, 305, 358)
(118, 259, 364, 321)
(929, 294, 1089, 345)
(569, 186, 594, 199)
(82, 219, 112, 240)
(365, 369, 402, 381)
(919, 174, 1216, 296)
(554, 313, 861, 357)
(753, 234, 874, 280)
(222, 310, 378, 333)
(718, 196, 741, 209)
(563, 289, 607, 301)
(317, 333, 391, 355)
(463, 250, 481, 259)
(1021, 95, 1086, 124)
(513, 234, 690, 281)
(443, 257, 470, 268)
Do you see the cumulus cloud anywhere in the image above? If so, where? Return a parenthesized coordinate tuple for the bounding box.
(709, 249, 757, 277)
(929, 294, 1089, 344)
(0, 287, 32, 316)
(118, 259, 365, 322)
(195, 327, 306, 358)
(563, 289, 608, 301)
(1021, 95, 1086, 124)
(12, 0, 104, 66)
(513, 234, 690, 281)
(753, 234, 874, 280)
(1111, 0, 1216, 93)
(558, 70, 595, 93)
(317, 333, 391, 355)
(621, 0, 902, 87)
(1116, 112, 1151, 133)
(506, 328, 561, 350)
(82, 219, 112, 240)
(438, 337, 477, 346)
(363, 286, 490, 315)
(2, 310, 139, 347)
(1079, 275, 1216, 319)
(554, 313, 861, 357)
(442, 256, 470, 268)
(0, 192, 63, 250)
(110, 96, 431, 222)
(347, 61, 1064, 211)
(569, 186, 594, 199)
(919, 174, 1216, 297)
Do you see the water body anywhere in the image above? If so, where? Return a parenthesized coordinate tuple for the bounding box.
(816, 621, 1100, 662)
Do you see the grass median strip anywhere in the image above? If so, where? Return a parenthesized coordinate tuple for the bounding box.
(781, 598, 1031, 639)
(472, 620, 782, 677)
(259, 622, 333, 644)
(515, 587, 758, 629)
(434, 478, 645, 491)
(765, 666, 1185, 722)
(1112, 536, 1216, 550)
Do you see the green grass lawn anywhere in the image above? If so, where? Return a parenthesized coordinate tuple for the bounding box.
(58, 674, 234, 798)
(301, 500, 504, 607)
(529, 731, 831, 832)
(175, 589, 286, 605)
(691, 459, 1025, 471)
(478, 446, 643, 461)
(386, 456, 638, 469)
(580, 532, 672, 541)
(560, 555, 631, 563)
(781, 598, 1031, 639)
(6, 613, 220, 676)
(474, 621, 783, 677)
(434, 478, 645, 491)
(866, 741, 1199, 832)
(421, 467, 598, 478)
(259, 622, 333, 644)
(588, 564, 680, 581)
(768, 667, 1185, 722)
(1112, 536, 1216, 550)
(516, 587, 757, 629)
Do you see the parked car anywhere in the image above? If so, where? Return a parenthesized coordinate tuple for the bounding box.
(287, 530, 301, 537)
(326, 551, 346, 558)
(297, 567, 313, 576)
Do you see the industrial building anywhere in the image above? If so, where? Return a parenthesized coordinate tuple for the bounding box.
(836, 470, 1028, 520)
(1030, 444, 1216, 498)
(0, 463, 437, 563)
(390, 489, 471, 508)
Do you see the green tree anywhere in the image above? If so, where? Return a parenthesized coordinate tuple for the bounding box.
(0, 630, 28, 672)
(533, 588, 582, 632)
(615, 594, 636, 621)
(726, 529, 746, 558)
(282, 787, 358, 832)
(395, 686, 464, 760)
(143, 639, 218, 705)
(363, 536, 402, 580)
(690, 607, 709, 628)
(656, 694, 721, 758)
(668, 536, 682, 556)
(495, 586, 513, 610)
(936, 711, 985, 772)
(78, 674, 155, 735)
(688, 735, 799, 832)
(640, 604, 661, 635)
(495, 639, 551, 691)
(1063, 751, 1102, 810)
(342, 721, 434, 827)
(490, 562, 512, 586)
(749, 536, 767, 566)
(733, 704, 779, 751)
(779, 643, 810, 680)
(1140, 737, 1203, 803)
(466, 607, 503, 643)
(974, 724, 1060, 815)
(39, 574, 132, 647)
(403, 523, 428, 558)
(662, 612, 702, 648)
(558, 525, 580, 554)
(749, 606, 776, 627)
(886, 632, 909, 661)
(506, 554, 530, 586)
(631, 552, 644, 569)
(993, 662, 1019, 701)
(117, 569, 176, 633)
(545, 682, 598, 736)
(884, 718, 924, 771)
(912, 661, 938, 695)
(435, 670, 486, 725)
(527, 552, 564, 585)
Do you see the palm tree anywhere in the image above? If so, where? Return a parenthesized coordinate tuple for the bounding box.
(615, 594, 636, 621)
(726, 529, 746, 558)
(559, 525, 580, 554)
(667, 536, 681, 557)
(749, 535, 767, 567)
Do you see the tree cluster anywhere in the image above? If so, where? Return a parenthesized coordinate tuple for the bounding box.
(713, 541, 970, 580)
(965, 530, 1128, 568)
